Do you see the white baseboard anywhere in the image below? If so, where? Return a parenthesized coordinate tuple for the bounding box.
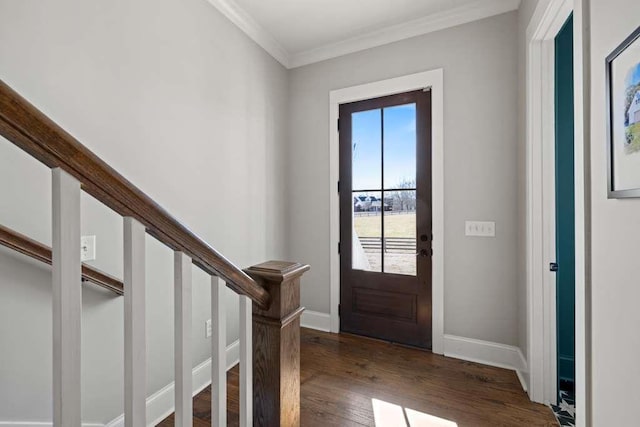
(104, 339, 240, 427)
(298, 314, 531, 393)
(515, 347, 529, 392)
(444, 334, 529, 392)
(0, 423, 103, 427)
(300, 310, 331, 332)
(298, 314, 531, 392)
(516, 368, 529, 393)
(3, 332, 530, 427)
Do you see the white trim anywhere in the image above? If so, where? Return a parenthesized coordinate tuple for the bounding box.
(444, 335, 529, 391)
(516, 346, 530, 392)
(526, 1, 587, 420)
(0, 339, 238, 427)
(516, 368, 530, 393)
(300, 312, 531, 392)
(301, 310, 332, 332)
(0, 424, 103, 427)
(526, 0, 572, 405)
(541, 23, 559, 405)
(206, 0, 520, 69)
(104, 340, 240, 427)
(572, 1, 589, 425)
(291, 0, 521, 68)
(205, 0, 291, 68)
(328, 69, 445, 355)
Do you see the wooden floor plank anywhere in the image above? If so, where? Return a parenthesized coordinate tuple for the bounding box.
(159, 328, 557, 426)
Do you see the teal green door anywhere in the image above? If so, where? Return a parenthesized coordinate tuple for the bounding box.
(554, 14, 575, 394)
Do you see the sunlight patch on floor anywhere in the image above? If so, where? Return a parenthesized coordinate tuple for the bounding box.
(372, 398, 458, 427)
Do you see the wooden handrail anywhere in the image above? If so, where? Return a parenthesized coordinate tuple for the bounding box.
(0, 224, 124, 295)
(0, 80, 270, 308)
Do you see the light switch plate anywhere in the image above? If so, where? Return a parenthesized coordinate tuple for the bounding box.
(465, 221, 496, 237)
(81, 235, 96, 261)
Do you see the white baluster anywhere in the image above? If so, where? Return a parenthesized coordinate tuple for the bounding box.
(174, 252, 192, 427)
(239, 295, 252, 427)
(124, 217, 146, 426)
(52, 168, 82, 426)
(211, 276, 227, 427)
(211, 277, 226, 426)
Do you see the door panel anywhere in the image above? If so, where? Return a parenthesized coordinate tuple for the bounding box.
(339, 90, 432, 349)
(352, 287, 417, 322)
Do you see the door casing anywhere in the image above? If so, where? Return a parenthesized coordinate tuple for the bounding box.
(328, 69, 445, 354)
(526, 2, 588, 425)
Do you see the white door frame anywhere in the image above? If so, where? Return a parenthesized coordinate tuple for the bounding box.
(526, 1, 588, 424)
(328, 69, 445, 354)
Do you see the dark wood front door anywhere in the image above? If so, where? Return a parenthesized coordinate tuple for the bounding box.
(339, 90, 432, 349)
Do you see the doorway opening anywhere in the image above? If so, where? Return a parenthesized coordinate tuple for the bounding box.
(328, 69, 445, 354)
(526, 0, 587, 424)
(551, 13, 576, 425)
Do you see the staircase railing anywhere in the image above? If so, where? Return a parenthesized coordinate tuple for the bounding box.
(0, 224, 124, 294)
(0, 79, 308, 427)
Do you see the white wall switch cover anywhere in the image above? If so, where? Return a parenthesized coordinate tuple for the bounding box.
(465, 221, 496, 237)
(81, 235, 96, 261)
(205, 319, 212, 338)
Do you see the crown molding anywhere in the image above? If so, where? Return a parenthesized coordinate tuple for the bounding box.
(206, 0, 291, 68)
(290, 0, 521, 68)
(206, 0, 520, 70)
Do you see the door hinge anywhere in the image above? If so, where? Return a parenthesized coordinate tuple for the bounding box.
(550, 262, 559, 272)
(337, 118, 341, 132)
(338, 303, 342, 316)
(337, 180, 341, 193)
(338, 241, 341, 254)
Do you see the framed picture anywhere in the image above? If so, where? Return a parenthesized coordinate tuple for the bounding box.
(607, 25, 640, 198)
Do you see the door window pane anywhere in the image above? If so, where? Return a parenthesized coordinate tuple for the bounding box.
(350, 104, 418, 276)
(383, 190, 417, 276)
(352, 191, 382, 272)
(352, 109, 381, 191)
(383, 104, 416, 190)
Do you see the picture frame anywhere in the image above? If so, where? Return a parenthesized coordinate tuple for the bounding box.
(606, 25, 640, 198)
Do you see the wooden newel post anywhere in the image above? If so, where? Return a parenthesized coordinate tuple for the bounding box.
(244, 261, 310, 427)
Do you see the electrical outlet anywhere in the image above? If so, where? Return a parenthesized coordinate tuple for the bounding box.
(465, 221, 496, 237)
(81, 235, 96, 261)
(205, 319, 212, 338)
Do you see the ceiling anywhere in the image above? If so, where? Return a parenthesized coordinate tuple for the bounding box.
(207, 0, 521, 68)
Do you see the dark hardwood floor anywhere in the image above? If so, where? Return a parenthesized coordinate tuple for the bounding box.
(158, 328, 557, 426)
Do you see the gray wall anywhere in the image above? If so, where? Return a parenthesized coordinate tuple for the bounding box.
(287, 12, 520, 346)
(0, 0, 288, 424)
(589, 0, 640, 423)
